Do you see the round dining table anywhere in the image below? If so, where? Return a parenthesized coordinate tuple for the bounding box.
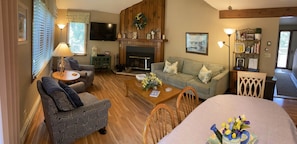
(158, 94, 297, 144)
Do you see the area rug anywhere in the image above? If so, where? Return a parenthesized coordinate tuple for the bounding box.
(275, 72, 297, 99)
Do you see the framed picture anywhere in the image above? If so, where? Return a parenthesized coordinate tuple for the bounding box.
(186, 32, 208, 55)
(236, 57, 245, 67)
(235, 43, 245, 53)
(18, 2, 27, 44)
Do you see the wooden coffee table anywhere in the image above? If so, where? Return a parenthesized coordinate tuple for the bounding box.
(125, 79, 181, 106)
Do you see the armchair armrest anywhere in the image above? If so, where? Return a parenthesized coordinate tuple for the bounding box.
(80, 64, 95, 71)
(53, 93, 111, 122)
(151, 62, 165, 72)
(69, 81, 85, 93)
(209, 69, 229, 96)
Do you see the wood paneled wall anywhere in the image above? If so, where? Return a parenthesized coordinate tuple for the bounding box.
(118, 0, 166, 65)
(120, 0, 165, 39)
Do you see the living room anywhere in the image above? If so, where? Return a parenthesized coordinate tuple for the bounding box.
(1, 0, 297, 143)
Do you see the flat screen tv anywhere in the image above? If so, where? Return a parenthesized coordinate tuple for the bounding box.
(90, 22, 117, 41)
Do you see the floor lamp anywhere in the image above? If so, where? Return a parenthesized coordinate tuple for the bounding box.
(53, 42, 73, 76)
(218, 28, 235, 91)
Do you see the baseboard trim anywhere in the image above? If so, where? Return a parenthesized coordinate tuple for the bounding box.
(20, 96, 41, 143)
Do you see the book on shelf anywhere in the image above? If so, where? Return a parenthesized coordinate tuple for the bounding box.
(150, 90, 160, 97)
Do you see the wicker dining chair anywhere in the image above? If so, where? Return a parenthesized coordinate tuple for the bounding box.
(237, 71, 267, 98)
(176, 86, 199, 124)
(142, 104, 176, 144)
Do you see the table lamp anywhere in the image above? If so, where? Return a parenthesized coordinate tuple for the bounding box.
(53, 42, 73, 75)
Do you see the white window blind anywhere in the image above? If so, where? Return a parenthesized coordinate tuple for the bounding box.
(32, 0, 54, 79)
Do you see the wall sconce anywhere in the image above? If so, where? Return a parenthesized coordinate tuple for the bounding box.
(57, 24, 66, 30)
(57, 24, 66, 42)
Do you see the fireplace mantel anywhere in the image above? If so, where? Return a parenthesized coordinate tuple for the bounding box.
(118, 39, 168, 65)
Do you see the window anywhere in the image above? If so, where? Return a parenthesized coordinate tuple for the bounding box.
(32, 0, 54, 80)
(68, 22, 87, 55)
(277, 31, 291, 68)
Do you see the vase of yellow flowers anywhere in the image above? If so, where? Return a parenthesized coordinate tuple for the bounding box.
(211, 115, 250, 144)
(141, 72, 162, 91)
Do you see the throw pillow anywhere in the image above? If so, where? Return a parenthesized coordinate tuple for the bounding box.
(198, 65, 212, 84)
(59, 81, 84, 107)
(41, 77, 75, 111)
(68, 58, 80, 70)
(163, 60, 178, 74)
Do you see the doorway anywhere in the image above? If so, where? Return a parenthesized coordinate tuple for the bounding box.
(276, 30, 297, 69)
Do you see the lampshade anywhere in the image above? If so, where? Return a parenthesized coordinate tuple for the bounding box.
(217, 41, 225, 48)
(224, 28, 235, 35)
(57, 24, 66, 30)
(53, 42, 73, 57)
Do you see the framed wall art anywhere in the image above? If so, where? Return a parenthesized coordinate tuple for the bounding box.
(18, 2, 28, 44)
(186, 32, 208, 55)
(236, 57, 245, 68)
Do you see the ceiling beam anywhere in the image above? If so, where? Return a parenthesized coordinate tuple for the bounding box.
(219, 7, 297, 19)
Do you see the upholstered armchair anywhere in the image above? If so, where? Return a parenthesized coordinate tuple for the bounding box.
(37, 77, 111, 144)
(58, 57, 95, 89)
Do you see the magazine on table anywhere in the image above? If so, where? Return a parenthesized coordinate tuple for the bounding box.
(150, 90, 160, 97)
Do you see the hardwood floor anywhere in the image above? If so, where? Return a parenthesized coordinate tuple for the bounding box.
(25, 71, 297, 144)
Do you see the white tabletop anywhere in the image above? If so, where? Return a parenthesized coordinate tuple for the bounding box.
(159, 94, 297, 144)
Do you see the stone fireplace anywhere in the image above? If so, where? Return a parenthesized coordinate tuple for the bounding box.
(126, 46, 154, 70)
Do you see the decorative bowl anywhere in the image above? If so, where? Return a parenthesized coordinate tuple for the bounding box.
(135, 74, 146, 81)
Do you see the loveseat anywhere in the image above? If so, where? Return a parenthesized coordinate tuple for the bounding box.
(151, 57, 229, 99)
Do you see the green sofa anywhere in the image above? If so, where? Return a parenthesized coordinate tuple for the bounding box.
(151, 57, 229, 99)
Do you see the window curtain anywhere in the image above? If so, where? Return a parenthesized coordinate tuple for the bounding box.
(67, 11, 90, 24)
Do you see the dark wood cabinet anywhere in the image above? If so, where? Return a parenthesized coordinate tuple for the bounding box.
(91, 55, 111, 71)
(229, 70, 239, 94)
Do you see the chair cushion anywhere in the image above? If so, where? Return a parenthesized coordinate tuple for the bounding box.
(68, 58, 80, 70)
(198, 65, 212, 84)
(59, 81, 84, 107)
(163, 60, 178, 74)
(41, 77, 75, 111)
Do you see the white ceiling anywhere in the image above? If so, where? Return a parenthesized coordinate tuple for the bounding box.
(56, 0, 297, 25)
(56, 0, 141, 14)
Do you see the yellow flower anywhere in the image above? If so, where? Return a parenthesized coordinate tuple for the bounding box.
(221, 122, 226, 128)
(228, 118, 233, 123)
(225, 129, 231, 135)
(232, 133, 237, 138)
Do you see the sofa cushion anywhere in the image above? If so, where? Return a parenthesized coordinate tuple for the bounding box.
(182, 59, 203, 75)
(186, 79, 211, 98)
(41, 77, 75, 111)
(205, 63, 224, 77)
(198, 65, 212, 84)
(163, 60, 178, 74)
(59, 81, 84, 107)
(167, 73, 194, 88)
(167, 57, 184, 72)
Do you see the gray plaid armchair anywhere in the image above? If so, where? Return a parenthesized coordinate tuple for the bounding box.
(37, 78, 111, 144)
